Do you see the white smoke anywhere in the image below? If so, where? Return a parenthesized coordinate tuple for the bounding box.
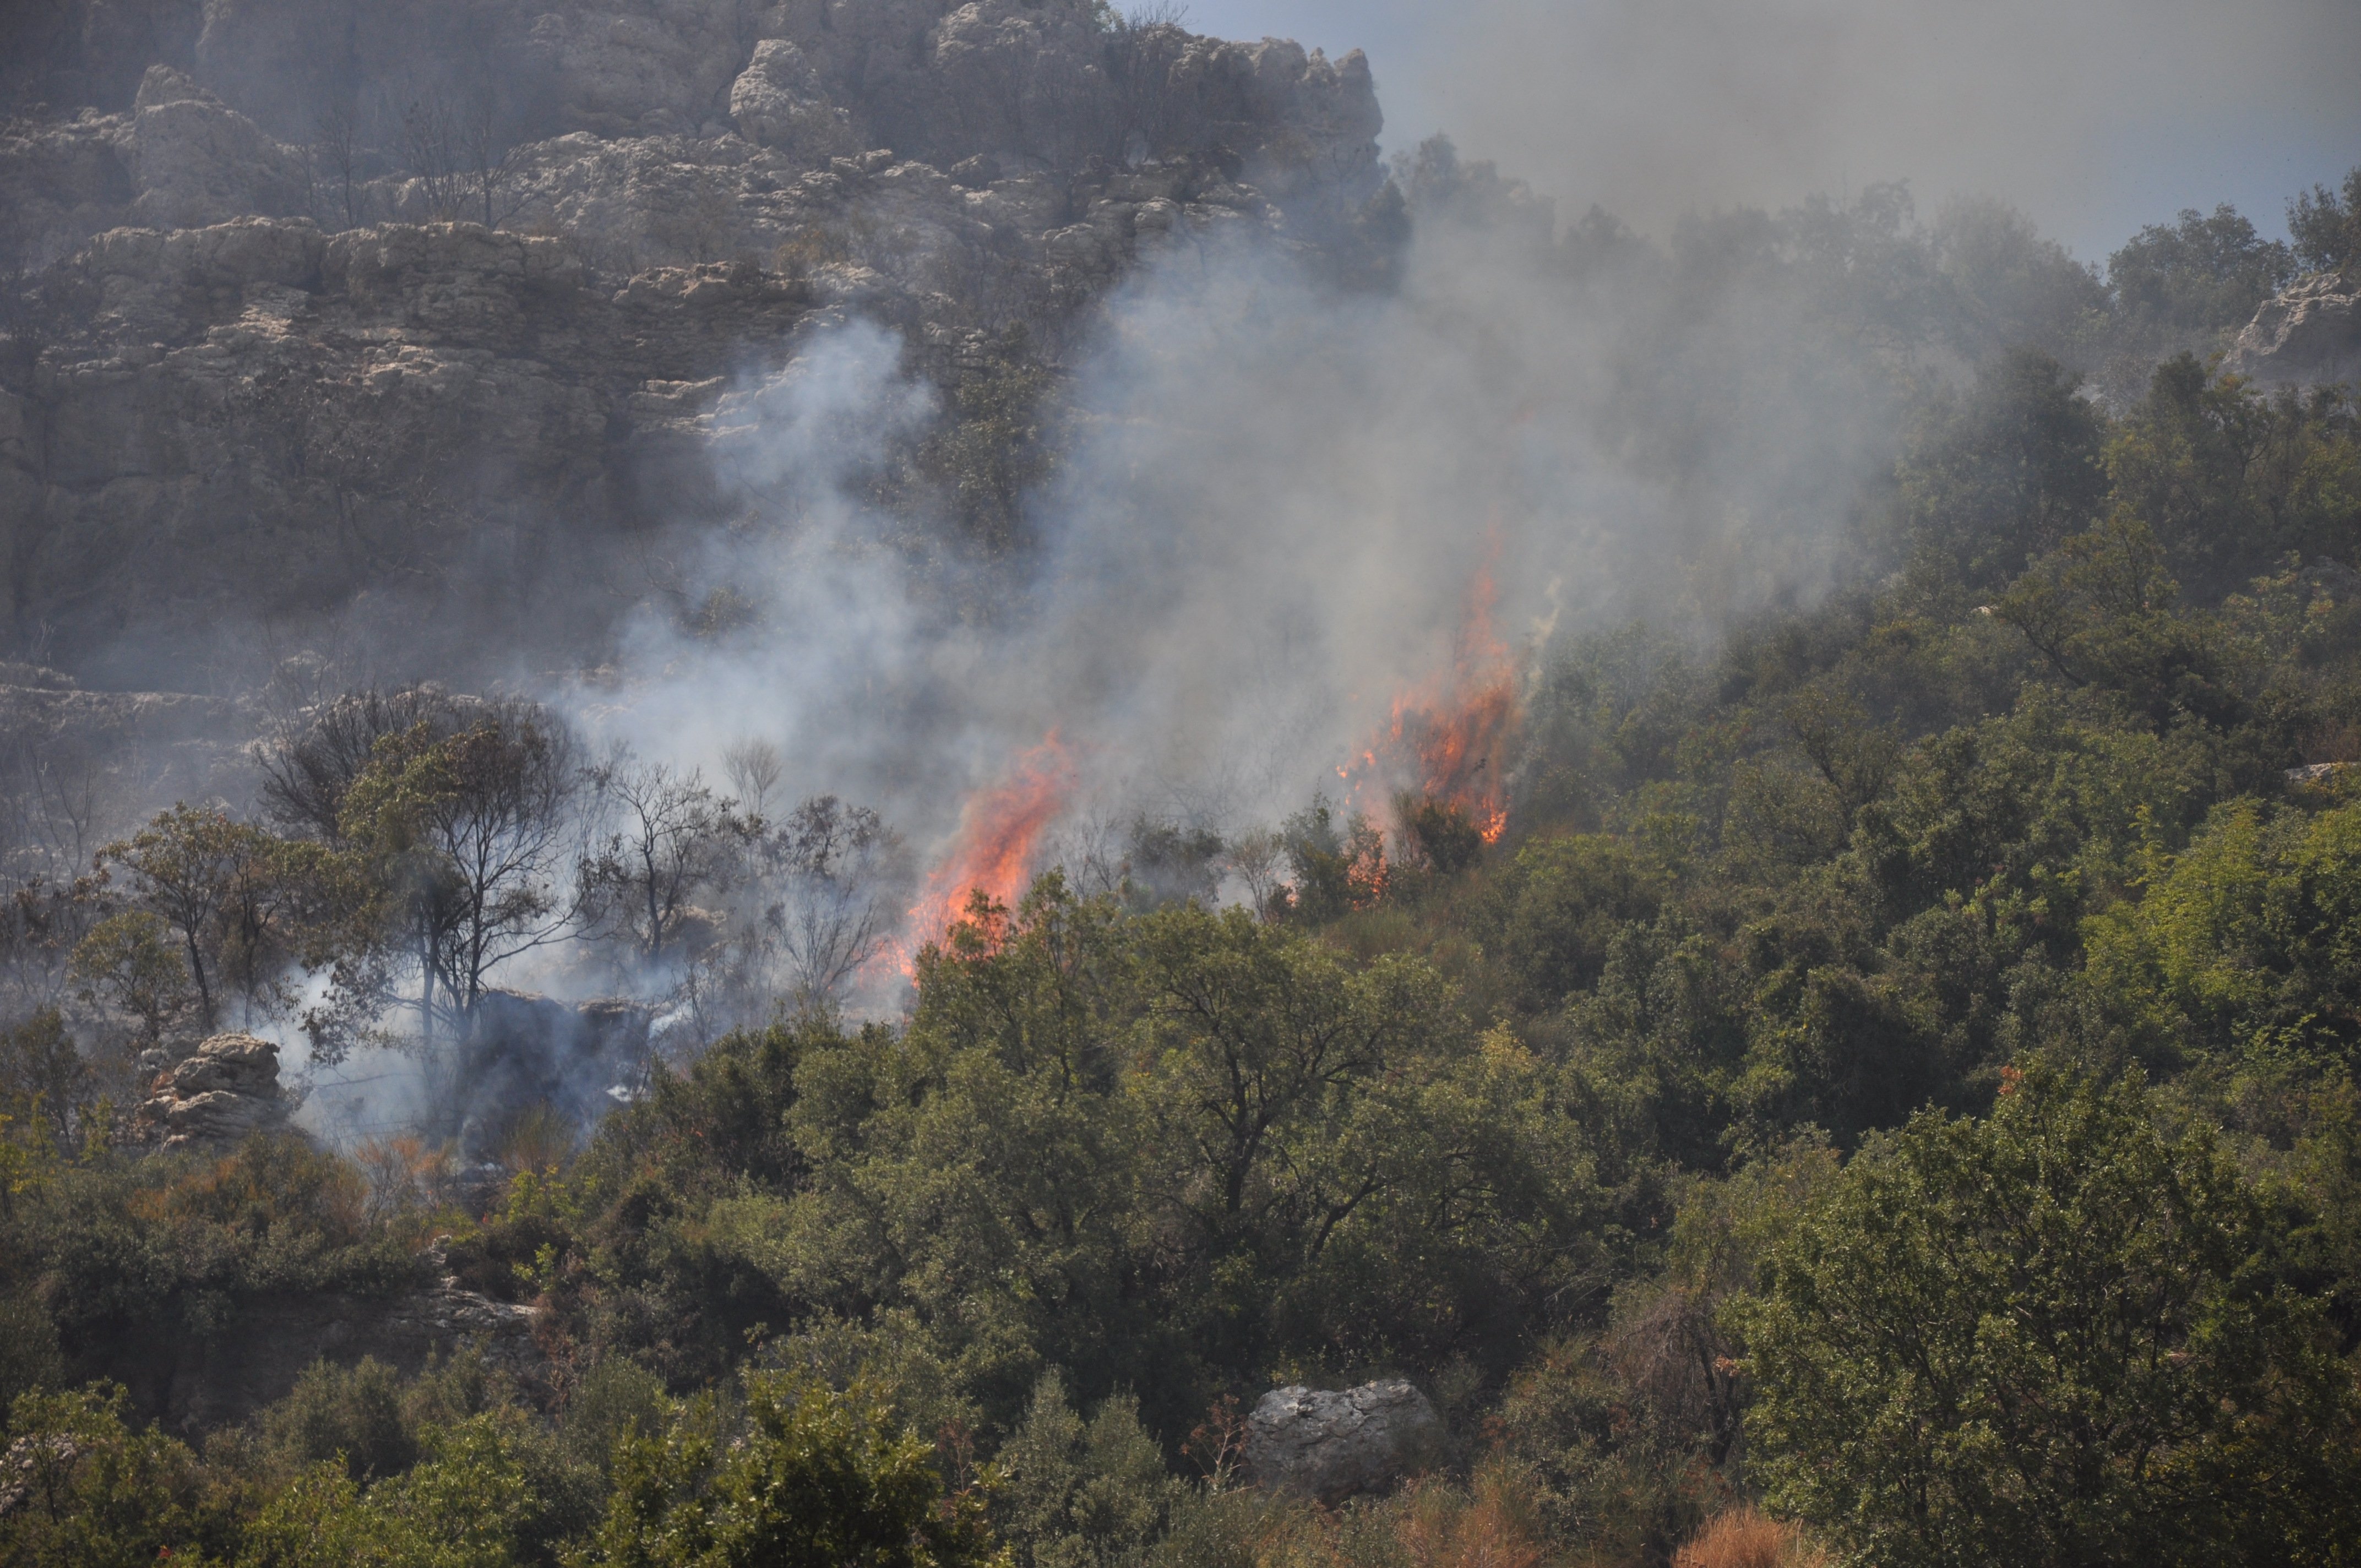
(563, 184, 1897, 965)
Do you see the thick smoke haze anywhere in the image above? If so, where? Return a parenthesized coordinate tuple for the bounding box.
(8, 0, 2347, 1148)
(1193, 0, 2361, 259)
(575, 192, 1892, 998)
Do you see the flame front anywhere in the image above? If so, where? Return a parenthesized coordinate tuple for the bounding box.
(894, 732, 1076, 972)
(1342, 568, 1519, 845)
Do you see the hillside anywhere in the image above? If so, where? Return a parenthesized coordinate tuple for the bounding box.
(4, 3, 2361, 1566)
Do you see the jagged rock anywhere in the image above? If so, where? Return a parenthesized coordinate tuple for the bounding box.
(137, 1032, 289, 1149)
(0, 0, 1392, 680)
(2225, 269, 2361, 389)
(730, 39, 860, 160)
(949, 153, 1002, 190)
(126, 66, 306, 231)
(1246, 1380, 1444, 1503)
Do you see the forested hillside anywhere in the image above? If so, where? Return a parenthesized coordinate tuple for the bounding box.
(6, 0, 2361, 1564)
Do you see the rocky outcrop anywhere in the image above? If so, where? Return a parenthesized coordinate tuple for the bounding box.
(151, 1239, 547, 1433)
(1246, 1380, 1444, 1503)
(135, 1031, 290, 1148)
(2225, 269, 2360, 389)
(0, 1, 1398, 685)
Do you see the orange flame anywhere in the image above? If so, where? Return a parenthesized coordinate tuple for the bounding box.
(893, 733, 1076, 974)
(1341, 568, 1520, 847)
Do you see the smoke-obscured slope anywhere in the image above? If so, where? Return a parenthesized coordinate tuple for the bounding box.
(588, 157, 1926, 903)
(3, 0, 2355, 1145)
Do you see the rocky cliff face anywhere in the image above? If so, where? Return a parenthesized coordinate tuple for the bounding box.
(1, 1, 1391, 687)
(2226, 268, 2361, 390)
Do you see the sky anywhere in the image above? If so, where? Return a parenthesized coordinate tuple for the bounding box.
(1180, 0, 2361, 265)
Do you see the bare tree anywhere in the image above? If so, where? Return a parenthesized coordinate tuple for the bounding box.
(456, 86, 530, 230)
(674, 794, 905, 1037)
(1223, 826, 1288, 920)
(577, 750, 749, 976)
(721, 739, 785, 823)
(311, 102, 368, 230)
(398, 91, 465, 221)
(760, 796, 904, 1003)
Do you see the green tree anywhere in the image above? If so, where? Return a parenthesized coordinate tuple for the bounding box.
(583, 1373, 1005, 1568)
(1738, 1064, 2361, 1567)
(1895, 347, 2107, 592)
(338, 707, 579, 1043)
(2106, 204, 2293, 339)
(997, 1370, 1178, 1568)
(0, 1382, 230, 1566)
(66, 910, 191, 1050)
(2288, 166, 2361, 276)
(93, 804, 330, 1033)
(2080, 793, 2361, 1080)
(1478, 832, 1661, 1008)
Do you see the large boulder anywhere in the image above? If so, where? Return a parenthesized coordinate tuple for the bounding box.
(126, 67, 306, 230)
(2224, 269, 2361, 389)
(136, 1032, 290, 1149)
(1245, 1380, 1444, 1503)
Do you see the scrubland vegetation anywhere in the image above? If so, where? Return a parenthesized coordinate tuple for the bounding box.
(4, 167, 2361, 1566)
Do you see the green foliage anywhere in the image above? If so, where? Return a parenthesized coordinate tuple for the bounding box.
(918, 335, 1062, 553)
(66, 912, 190, 1049)
(583, 1373, 1005, 1568)
(1895, 347, 2107, 593)
(2081, 791, 2361, 1083)
(259, 1357, 417, 1483)
(2288, 166, 2361, 276)
(1275, 797, 1385, 923)
(996, 1371, 1178, 1568)
(2106, 203, 2294, 340)
(0, 1382, 231, 1566)
(2, 1133, 412, 1391)
(8, 181, 2361, 1568)
(1738, 1065, 2361, 1567)
(240, 1407, 595, 1568)
(89, 804, 345, 1037)
(1480, 832, 1661, 1009)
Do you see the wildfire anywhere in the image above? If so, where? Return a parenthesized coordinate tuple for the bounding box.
(891, 732, 1076, 973)
(1341, 568, 1520, 847)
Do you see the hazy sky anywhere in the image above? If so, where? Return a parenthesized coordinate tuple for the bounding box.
(1184, 0, 2361, 264)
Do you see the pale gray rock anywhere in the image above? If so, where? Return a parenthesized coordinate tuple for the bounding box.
(1246, 1380, 1444, 1503)
(138, 1032, 290, 1149)
(126, 67, 305, 231)
(0, 0, 1391, 680)
(730, 38, 861, 160)
(521, 0, 750, 135)
(2225, 269, 2360, 390)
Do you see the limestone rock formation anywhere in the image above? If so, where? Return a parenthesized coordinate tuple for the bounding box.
(2224, 269, 2361, 389)
(136, 1031, 290, 1148)
(1246, 1380, 1444, 1503)
(0, 0, 1396, 684)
